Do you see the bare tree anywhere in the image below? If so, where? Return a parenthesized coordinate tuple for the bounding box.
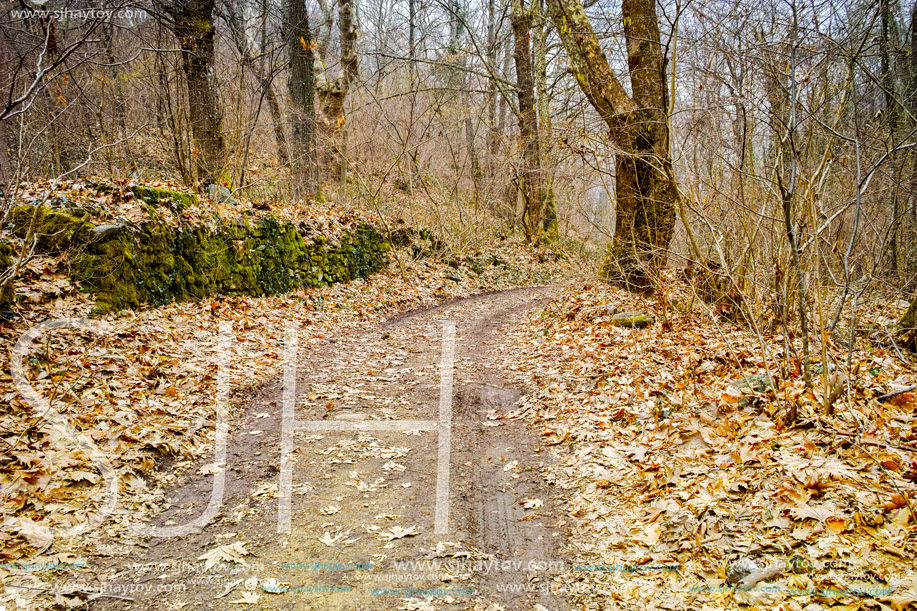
(510, 0, 543, 240)
(158, 0, 227, 184)
(286, 0, 317, 191)
(547, 0, 678, 290)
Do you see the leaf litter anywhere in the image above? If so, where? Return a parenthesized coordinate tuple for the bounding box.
(495, 281, 917, 610)
(0, 183, 583, 609)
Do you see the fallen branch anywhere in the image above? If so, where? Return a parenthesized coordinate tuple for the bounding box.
(876, 385, 917, 402)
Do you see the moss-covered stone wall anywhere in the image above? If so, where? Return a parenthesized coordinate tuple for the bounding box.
(3, 203, 389, 313)
(0, 241, 14, 308)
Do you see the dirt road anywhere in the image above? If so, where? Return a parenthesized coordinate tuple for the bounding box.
(89, 287, 572, 610)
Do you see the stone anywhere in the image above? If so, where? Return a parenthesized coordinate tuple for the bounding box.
(589, 304, 619, 318)
(91, 224, 123, 241)
(207, 183, 238, 204)
(609, 311, 654, 328)
(726, 557, 760, 585)
(736, 373, 774, 393)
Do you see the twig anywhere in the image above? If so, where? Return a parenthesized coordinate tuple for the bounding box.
(883, 325, 909, 364)
(4, 585, 135, 601)
(876, 385, 917, 402)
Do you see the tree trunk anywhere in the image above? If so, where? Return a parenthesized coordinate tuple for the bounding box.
(547, 0, 678, 290)
(881, 0, 900, 276)
(228, 9, 290, 168)
(316, 83, 344, 184)
(498, 35, 516, 222)
(900, 292, 917, 350)
(338, 0, 357, 191)
(101, 20, 131, 173)
(168, 0, 226, 184)
(533, 0, 557, 239)
(409, 0, 417, 86)
(0, 34, 12, 193)
(286, 0, 316, 192)
(465, 116, 483, 203)
(316, 0, 335, 70)
(485, 0, 499, 181)
(264, 74, 291, 167)
(316, 0, 356, 190)
(511, 0, 543, 241)
(259, 17, 290, 167)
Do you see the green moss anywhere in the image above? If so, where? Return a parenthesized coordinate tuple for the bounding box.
(132, 186, 200, 211)
(0, 241, 15, 308)
(900, 294, 917, 350)
(70, 215, 388, 313)
(609, 312, 654, 329)
(8, 198, 388, 313)
(9, 205, 93, 252)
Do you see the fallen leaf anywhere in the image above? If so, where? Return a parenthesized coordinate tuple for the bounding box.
(198, 542, 251, 570)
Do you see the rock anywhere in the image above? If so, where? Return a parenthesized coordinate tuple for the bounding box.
(91, 224, 123, 241)
(590, 304, 619, 318)
(736, 373, 774, 393)
(207, 183, 238, 204)
(609, 311, 654, 328)
(726, 557, 760, 585)
(0, 241, 15, 308)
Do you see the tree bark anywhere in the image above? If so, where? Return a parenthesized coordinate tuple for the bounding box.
(316, 0, 357, 189)
(315, 0, 335, 71)
(338, 0, 357, 190)
(901, 293, 917, 350)
(0, 33, 12, 193)
(286, 0, 316, 192)
(547, 0, 678, 290)
(166, 0, 226, 184)
(485, 0, 499, 178)
(258, 15, 290, 167)
(533, 0, 557, 239)
(511, 0, 543, 241)
(227, 8, 290, 167)
(880, 0, 900, 275)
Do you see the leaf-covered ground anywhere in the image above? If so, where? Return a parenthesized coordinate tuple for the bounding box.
(0, 218, 580, 582)
(4, 182, 916, 610)
(8, 178, 373, 237)
(496, 282, 917, 610)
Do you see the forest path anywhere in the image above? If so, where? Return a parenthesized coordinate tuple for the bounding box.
(91, 287, 571, 611)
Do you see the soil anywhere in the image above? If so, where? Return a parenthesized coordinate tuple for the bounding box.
(85, 287, 572, 610)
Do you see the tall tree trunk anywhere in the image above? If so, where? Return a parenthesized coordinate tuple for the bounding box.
(315, 0, 335, 71)
(0, 34, 12, 193)
(499, 34, 516, 222)
(286, 0, 316, 192)
(101, 20, 130, 173)
(547, 0, 678, 290)
(259, 16, 290, 166)
(227, 9, 290, 167)
(533, 0, 557, 239)
(409, 0, 417, 86)
(485, 0, 499, 179)
(317, 0, 357, 189)
(465, 116, 483, 203)
(263, 72, 291, 168)
(338, 0, 357, 190)
(511, 0, 543, 241)
(168, 0, 226, 184)
(881, 0, 900, 275)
